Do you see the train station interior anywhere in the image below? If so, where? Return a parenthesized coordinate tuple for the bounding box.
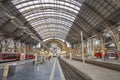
(0, 0, 120, 80)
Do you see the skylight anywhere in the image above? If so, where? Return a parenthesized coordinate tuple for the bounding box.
(12, 0, 83, 40)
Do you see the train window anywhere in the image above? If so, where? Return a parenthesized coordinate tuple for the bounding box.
(13, 54, 14, 58)
(10, 54, 12, 58)
(13, 54, 16, 58)
(109, 53, 114, 57)
(15, 54, 18, 58)
(4, 54, 8, 58)
(3, 53, 19, 59)
(15, 55, 17, 57)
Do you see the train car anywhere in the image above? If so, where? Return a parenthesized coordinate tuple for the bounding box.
(94, 49, 119, 60)
(25, 54, 35, 60)
(94, 51, 102, 59)
(105, 50, 119, 60)
(0, 52, 20, 62)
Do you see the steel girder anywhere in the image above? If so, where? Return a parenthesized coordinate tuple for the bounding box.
(84, 2, 119, 48)
(0, 2, 43, 43)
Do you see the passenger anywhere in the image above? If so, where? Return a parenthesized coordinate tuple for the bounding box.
(69, 53, 72, 60)
(45, 55, 51, 61)
(42, 58, 45, 63)
(42, 55, 45, 63)
(48, 55, 51, 61)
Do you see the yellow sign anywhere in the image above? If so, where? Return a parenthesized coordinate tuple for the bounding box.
(3, 65, 9, 77)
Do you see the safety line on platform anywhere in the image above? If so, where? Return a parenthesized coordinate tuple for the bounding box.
(49, 58, 56, 80)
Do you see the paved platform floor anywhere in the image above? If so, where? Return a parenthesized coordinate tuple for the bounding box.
(62, 58, 120, 80)
(0, 60, 34, 69)
(7, 58, 64, 80)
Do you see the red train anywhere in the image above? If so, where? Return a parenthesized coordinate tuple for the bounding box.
(105, 50, 119, 60)
(0, 52, 20, 62)
(25, 54, 35, 60)
(94, 50, 119, 60)
(94, 51, 102, 59)
(0, 52, 35, 62)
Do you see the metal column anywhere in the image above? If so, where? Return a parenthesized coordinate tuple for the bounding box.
(81, 31, 85, 63)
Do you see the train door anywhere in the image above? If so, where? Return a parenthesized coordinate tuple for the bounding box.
(107, 50, 116, 59)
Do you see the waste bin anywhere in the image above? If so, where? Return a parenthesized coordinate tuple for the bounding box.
(8, 63, 16, 76)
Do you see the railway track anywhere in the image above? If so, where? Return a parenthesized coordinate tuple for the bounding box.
(59, 58, 91, 80)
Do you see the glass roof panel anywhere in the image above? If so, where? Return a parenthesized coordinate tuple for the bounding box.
(12, 0, 84, 41)
(15, 0, 80, 12)
(23, 9, 76, 18)
(42, 34, 66, 40)
(25, 12, 75, 20)
(40, 32, 67, 40)
(31, 19, 72, 27)
(26, 14, 74, 22)
(18, 4, 78, 13)
(43, 35, 66, 39)
(43, 37, 65, 42)
(35, 25, 70, 32)
(43, 36, 66, 41)
(41, 33, 67, 38)
(39, 29, 68, 34)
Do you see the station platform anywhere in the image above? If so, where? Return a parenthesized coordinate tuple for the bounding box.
(62, 58, 120, 80)
(72, 57, 120, 72)
(1, 58, 120, 80)
(3, 58, 65, 80)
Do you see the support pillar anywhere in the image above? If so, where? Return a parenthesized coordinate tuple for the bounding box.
(100, 38, 105, 60)
(81, 31, 85, 63)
